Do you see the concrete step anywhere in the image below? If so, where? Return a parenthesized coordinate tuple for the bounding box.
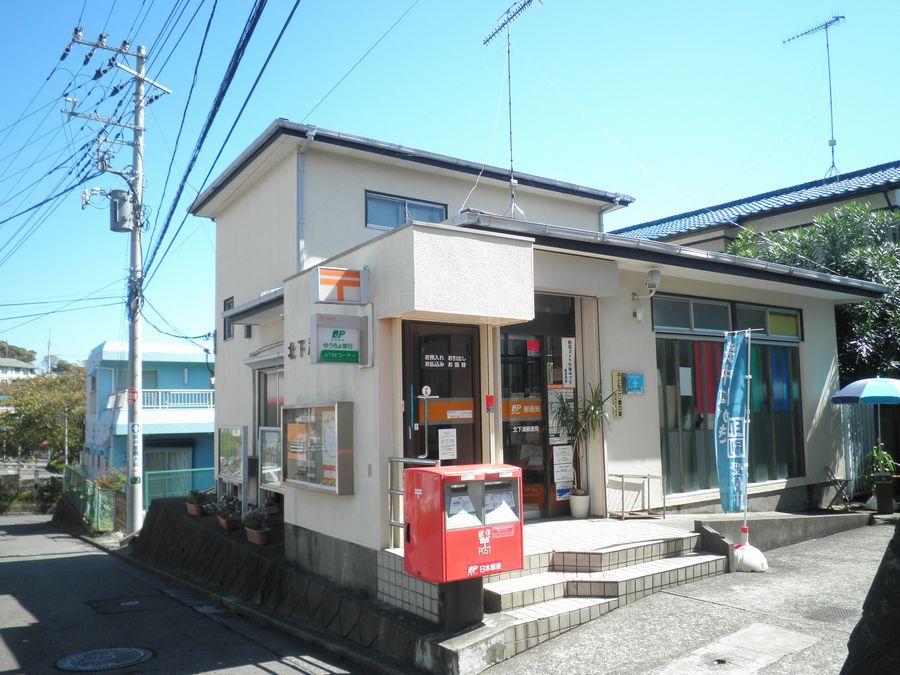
(484, 572, 567, 612)
(501, 597, 620, 657)
(551, 533, 700, 573)
(562, 553, 726, 603)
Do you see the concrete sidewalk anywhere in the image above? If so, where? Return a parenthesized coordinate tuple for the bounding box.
(489, 520, 893, 674)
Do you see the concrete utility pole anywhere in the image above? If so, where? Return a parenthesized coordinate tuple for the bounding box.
(65, 29, 171, 534)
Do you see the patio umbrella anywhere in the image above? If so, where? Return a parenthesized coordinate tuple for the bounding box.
(831, 377, 900, 445)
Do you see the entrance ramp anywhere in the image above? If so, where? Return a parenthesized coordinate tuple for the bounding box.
(400, 519, 726, 673)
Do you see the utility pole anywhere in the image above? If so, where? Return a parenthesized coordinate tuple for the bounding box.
(64, 28, 170, 534)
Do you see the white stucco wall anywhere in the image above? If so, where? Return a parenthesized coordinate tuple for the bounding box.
(279, 223, 536, 550)
(301, 148, 603, 269)
(213, 153, 295, 465)
(597, 269, 843, 511)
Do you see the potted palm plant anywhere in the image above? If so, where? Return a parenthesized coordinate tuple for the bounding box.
(551, 383, 615, 519)
(213, 496, 242, 531)
(870, 444, 897, 515)
(185, 490, 205, 517)
(243, 508, 270, 545)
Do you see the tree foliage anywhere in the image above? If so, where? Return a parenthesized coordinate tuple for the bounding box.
(729, 203, 900, 383)
(0, 340, 36, 364)
(0, 368, 85, 459)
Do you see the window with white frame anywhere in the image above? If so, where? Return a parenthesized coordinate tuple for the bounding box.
(365, 191, 446, 230)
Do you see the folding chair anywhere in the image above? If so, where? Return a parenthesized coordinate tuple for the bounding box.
(824, 465, 852, 512)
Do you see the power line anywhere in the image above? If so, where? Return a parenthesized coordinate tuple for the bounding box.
(150, 0, 218, 240)
(149, 0, 210, 80)
(143, 0, 269, 273)
(0, 301, 122, 322)
(0, 172, 102, 228)
(301, 0, 421, 123)
(146, 0, 303, 285)
(0, 295, 118, 307)
(0, 277, 125, 333)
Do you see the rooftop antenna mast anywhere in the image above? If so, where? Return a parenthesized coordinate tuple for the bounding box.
(783, 15, 845, 179)
(483, 0, 536, 219)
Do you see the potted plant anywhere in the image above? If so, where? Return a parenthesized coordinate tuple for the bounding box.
(551, 383, 615, 519)
(185, 490, 205, 517)
(243, 508, 270, 545)
(213, 496, 242, 531)
(870, 444, 897, 515)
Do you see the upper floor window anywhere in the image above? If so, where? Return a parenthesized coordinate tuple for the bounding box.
(365, 191, 446, 231)
(223, 297, 234, 341)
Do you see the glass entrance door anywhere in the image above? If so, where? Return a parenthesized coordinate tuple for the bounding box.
(501, 294, 578, 519)
(403, 322, 482, 465)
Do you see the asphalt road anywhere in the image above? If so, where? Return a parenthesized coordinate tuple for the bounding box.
(0, 514, 358, 674)
(489, 519, 895, 675)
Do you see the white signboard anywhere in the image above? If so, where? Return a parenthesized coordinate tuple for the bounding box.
(314, 267, 369, 304)
(311, 314, 367, 364)
(561, 337, 576, 387)
(553, 445, 574, 483)
(438, 428, 458, 460)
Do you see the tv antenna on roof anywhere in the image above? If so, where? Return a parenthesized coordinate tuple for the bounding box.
(483, 0, 537, 219)
(783, 15, 845, 179)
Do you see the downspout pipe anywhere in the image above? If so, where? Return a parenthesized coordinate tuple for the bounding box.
(297, 127, 317, 271)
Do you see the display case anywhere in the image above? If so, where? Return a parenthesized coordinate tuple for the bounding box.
(282, 402, 354, 495)
(217, 426, 245, 483)
(258, 427, 282, 491)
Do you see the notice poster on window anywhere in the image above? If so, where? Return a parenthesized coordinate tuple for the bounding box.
(438, 428, 458, 460)
(561, 337, 576, 387)
(548, 386, 575, 444)
(552, 445, 574, 483)
(527, 339, 541, 357)
(679, 367, 693, 396)
(555, 482, 573, 501)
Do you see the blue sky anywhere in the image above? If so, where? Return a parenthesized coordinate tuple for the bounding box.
(1, 0, 898, 364)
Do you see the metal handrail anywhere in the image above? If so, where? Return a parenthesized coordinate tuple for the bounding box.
(608, 472, 666, 520)
(387, 456, 439, 546)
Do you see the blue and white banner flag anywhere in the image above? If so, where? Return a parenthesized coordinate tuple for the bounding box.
(714, 331, 750, 513)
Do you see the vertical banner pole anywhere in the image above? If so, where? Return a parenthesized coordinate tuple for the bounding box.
(744, 329, 752, 528)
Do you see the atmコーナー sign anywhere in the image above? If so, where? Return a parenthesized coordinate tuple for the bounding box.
(311, 314, 367, 364)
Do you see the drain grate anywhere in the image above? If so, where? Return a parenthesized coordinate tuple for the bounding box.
(803, 605, 859, 624)
(88, 595, 178, 615)
(57, 647, 153, 671)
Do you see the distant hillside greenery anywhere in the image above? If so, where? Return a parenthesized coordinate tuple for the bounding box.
(0, 341, 36, 364)
(729, 202, 900, 384)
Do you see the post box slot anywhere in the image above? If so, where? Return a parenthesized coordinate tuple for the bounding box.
(445, 483, 483, 530)
(484, 479, 520, 525)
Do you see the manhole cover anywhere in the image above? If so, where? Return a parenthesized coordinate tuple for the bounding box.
(88, 595, 177, 615)
(56, 647, 153, 671)
(804, 605, 859, 624)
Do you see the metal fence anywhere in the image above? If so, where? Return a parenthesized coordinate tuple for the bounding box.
(62, 466, 125, 532)
(143, 467, 215, 509)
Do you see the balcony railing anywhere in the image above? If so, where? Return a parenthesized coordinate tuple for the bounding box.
(106, 389, 215, 410)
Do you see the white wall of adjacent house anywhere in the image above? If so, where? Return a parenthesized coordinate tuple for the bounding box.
(598, 269, 842, 512)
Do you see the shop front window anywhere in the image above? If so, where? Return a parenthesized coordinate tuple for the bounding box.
(656, 336, 804, 494)
(501, 293, 578, 519)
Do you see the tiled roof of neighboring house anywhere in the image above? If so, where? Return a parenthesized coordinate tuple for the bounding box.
(615, 160, 900, 240)
(0, 357, 37, 370)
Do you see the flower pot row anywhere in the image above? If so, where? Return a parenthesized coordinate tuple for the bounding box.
(186, 495, 271, 545)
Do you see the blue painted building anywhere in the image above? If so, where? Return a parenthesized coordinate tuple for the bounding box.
(82, 341, 215, 478)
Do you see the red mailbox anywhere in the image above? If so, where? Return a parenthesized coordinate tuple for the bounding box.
(404, 464, 524, 583)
